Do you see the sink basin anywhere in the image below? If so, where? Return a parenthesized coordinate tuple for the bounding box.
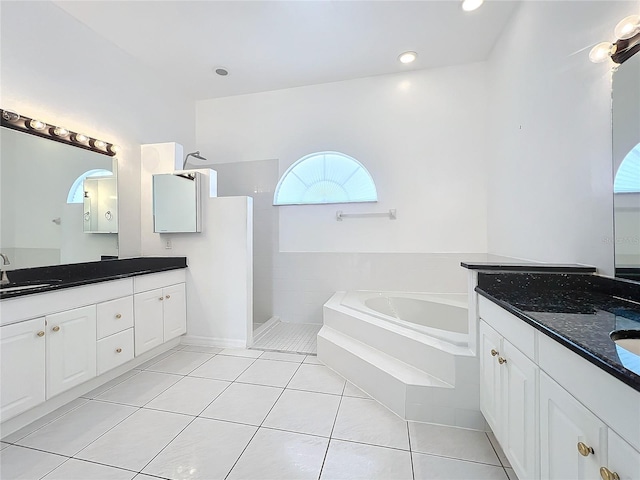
(611, 330, 640, 356)
(0, 283, 51, 293)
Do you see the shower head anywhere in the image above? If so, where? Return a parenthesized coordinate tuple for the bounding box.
(183, 151, 207, 169)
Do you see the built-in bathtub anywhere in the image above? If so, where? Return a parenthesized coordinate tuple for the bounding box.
(338, 291, 469, 347)
(319, 290, 483, 429)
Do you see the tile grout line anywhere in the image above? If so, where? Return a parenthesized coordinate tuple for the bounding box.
(222, 356, 306, 480)
(316, 377, 347, 479)
(407, 422, 415, 480)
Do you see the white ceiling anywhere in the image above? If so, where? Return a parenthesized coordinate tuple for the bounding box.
(54, 0, 519, 101)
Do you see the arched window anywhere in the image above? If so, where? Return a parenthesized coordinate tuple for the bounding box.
(614, 143, 640, 194)
(67, 169, 113, 203)
(273, 151, 378, 205)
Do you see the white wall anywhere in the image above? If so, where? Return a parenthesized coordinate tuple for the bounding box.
(196, 65, 490, 324)
(140, 143, 253, 347)
(197, 63, 489, 254)
(486, 0, 639, 276)
(0, 1, 196, 258)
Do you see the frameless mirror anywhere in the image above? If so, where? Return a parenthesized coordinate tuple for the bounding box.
(612, 53, 640, 282)
(0, 127, 118, 270)
(153, 172, 201, 233)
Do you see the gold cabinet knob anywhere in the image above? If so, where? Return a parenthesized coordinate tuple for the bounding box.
(159, 297, 164, 301)
(116, 348, 122, 353)
(115, 313, 122, 319)
(37, 331, 45, 337)
(498, 357, 507, 365)
(52, 325, 60, 332)
(600, 467, 620, 480)
(490, 349, 499, 357)
(577, 442, 594, 457)
(165, 294, 171, 299)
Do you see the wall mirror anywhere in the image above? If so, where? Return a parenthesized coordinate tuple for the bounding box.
(612, 53, 640, 282)
(153, 172, 202, 233)
(0, 127, 118, 270)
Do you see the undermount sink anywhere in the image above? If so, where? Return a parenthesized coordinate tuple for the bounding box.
(611, 330, 640, 356)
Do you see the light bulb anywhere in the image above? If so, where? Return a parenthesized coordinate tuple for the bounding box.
(94, 140, 107, 149)
(2, 110, 19, 122)
(462, 0, 484, 12)
(589, 42, 616, 63)
(29, 119, 47, 130)
(75, 133, 89, 143)
(109, 144, 121, 154)
(398, 51, 417, 64)
(53, 127, 69, 137)
(614, 14, 640, 40)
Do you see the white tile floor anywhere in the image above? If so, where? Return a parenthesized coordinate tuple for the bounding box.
(1, 345, 517, 480)
(252, 321, 322, 354)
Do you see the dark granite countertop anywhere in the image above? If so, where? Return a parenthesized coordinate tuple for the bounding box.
(475, 272, 640, 392)
(461, 261, 597, 273)
(0, 257, 187, 300)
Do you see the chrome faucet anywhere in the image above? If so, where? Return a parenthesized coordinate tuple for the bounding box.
(0, 253, 10, 285)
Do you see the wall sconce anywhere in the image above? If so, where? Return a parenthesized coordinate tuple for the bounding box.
(590, 14, 640, 65)
(0, 108, 118, 157)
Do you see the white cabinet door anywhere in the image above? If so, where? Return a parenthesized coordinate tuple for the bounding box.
(479, 321, 502, 435)
(163, 283, 186, 341)
(46, 306, 97, 398)
(605, 429, 640, 480)
(540, 372, 606, 480)
(0, 318, 46, 421)
(502, 339, 538, 480)
(134, 288, 164, 356)
(97, 328, 134, 376)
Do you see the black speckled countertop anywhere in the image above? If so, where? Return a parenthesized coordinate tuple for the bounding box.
(475, 271, 640, 392)
(0, 257, 187, 300)
(461, 261, 597, 273)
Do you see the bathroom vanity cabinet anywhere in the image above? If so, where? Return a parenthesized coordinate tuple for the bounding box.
(476, 294, 640, 480)
(0, 267, 186, 430)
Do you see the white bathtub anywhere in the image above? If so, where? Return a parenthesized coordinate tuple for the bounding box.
(338, 291, 469, 347)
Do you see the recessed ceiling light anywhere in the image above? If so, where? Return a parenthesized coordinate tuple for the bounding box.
(214, 67, 229, 76)
(462, 0, 484, 12)
(398, 51, 417, 64)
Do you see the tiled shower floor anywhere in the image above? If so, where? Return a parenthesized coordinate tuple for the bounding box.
(252, 321, 322, 354)
(0, 346, 516, 480)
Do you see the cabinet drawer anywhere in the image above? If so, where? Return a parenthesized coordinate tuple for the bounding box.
(97, 328, 134, 376)
(97, 296, 134, 340)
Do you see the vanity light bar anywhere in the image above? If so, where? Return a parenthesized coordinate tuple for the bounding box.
(589, 14, 640, 65)
(0, 109, 118, 157)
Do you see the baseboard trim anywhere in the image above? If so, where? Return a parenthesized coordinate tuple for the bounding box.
(180, 335, 246, 349)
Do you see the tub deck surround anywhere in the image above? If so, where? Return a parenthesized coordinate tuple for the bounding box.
(319, 291, 483, 430)
(475, 271, 640, 391)
(0, 257, 188, 299)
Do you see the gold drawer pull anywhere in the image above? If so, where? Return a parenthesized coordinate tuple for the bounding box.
(37, 331, 45, 337)
(165, 294, 171, 299)
(116, 348, 122, 353)
(490, 349, 499, 357)
(498, 357, 507, 365)
(52, 325, 60, 332)
(600, 467, 620, 480)
(115, 313, 122, 319)
(577, 442, 594, 457)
